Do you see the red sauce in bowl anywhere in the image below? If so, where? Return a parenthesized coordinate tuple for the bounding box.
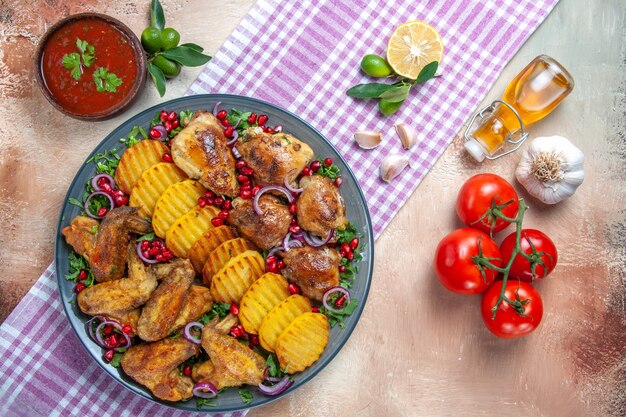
(40, 16, 142, 117)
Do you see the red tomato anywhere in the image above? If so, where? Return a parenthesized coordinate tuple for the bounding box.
(481, 280, 543, 338)
(500, 229, 558, 282)
(455, 174, 519, 234)
(434, 228, 502, 294)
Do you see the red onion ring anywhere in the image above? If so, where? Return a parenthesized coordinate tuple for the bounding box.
(183, 321, 204, 344)
(266, 246, 283, 259)
(283, 177, 303, 193)
(91, 173, 116, 191)
(87, 316, 108, 342)
(93, 319, 131, 351)
(212, 101, 222, 116)
(253, 186, 294, 215)
(136, 241, 158, 264)
(302, 229, 333, 247)
(84, 191, 114, 219)
(151, 124, 168, 141)
(291, 231, 304, 241)
(263, 367, 282, 383)
(193, 382, 218, 399)
(258, 376, 293, 396)
(322, 286, 351, 313)
(282, 232, 292, 251)
(226, 129, 239, 146)
(274, 125, 283, 133)
(232, 147, 241, 159)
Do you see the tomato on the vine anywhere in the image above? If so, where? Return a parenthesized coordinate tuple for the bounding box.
(456, 174, 519, 234)
(500, 229, 558, 282)
(434, 228, 502, 295)
(481, 280, 543, 338)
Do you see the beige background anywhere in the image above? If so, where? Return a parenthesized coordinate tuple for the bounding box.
(0, 0, 624, 416)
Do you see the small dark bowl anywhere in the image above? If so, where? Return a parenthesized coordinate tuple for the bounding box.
(35, 13, 147, 121)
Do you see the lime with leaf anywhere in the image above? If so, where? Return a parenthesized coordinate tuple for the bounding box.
(141, 27, 162, 54)
(152, 55, 181, 78)
(160, 28, 180, 50)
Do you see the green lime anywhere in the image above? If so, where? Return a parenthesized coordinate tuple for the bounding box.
(141, 27, 163, 54)
(360, 54, 393, 77)
(379, 99, 404, 115)
(153, 55, 181, 78)
(160, 28, 181, 51)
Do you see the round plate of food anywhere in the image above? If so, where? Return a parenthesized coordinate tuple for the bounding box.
(55, 94, 374, 412)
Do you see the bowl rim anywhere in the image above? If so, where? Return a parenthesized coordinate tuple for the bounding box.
(34, 12, 147, 121)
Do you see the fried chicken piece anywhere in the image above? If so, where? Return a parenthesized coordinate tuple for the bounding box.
(136, 259, 195, 342)
(61, 216, 99, 263)
(77, 243, 157, 316)
(90, 206, 152, 282)
(106, 308, 141, 335)
(297, 175, 348, 238)
(121, 338, 199, 402)
(228, 195, 291, 250)
(170, 285, 214, 332)
(171, 111, 239, 197)
(280, 246, 341, 301)
(199, 316, 265, 390)
(236, 129, 314, 188)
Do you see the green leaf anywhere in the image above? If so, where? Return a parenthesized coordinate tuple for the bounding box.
(62, 53, 82, 80)
(137, 232, 155, 242)
(346, 82, 398, 99)
(150, 0, 165, 30)
(379, 84, 411, 102)
(162, 46, 212, 67)
(239, 388, 253, 405)
(415, 61, 438, 84)
(179, 42, 204, 52)
(76, 38, 95, 68)
(148, 63, 166, 97)
(68, 197, 83, 208)
(93, 67, 122, 93)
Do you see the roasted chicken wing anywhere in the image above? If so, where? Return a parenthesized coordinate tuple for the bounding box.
(228, 195, 291, 250)
(89, 206, 152, 282)
(297, 175, 347, 237)
(61, 216, 99, 263)
(171, 111, 239, 197)
(121, 338, 199, 402)
(236, 129, 314, 188)
(280, 246, 341, 301)
(136, 259, 195, 342)
(171, 285, 213, 332)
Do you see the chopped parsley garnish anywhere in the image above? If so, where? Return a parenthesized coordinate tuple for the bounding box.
(93, 67, 123, 93)
(239, 388, 253, 405)
(335, 222, 359, 244)
(200, 303, 231, 324)
(65, 250, 95, 287)
(196, 398, 217, 409)
(226, 108, 253, 132)
(110, 350, 125, 368)
(120, 125, 148, 148)
(316, 157, 341, 179)
(137, 232, 156, 242)
(321, 299, 358, 328)
(86, 148, 121, 177)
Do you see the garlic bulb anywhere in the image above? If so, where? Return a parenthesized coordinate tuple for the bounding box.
(394, 122, 417, 150)
(380, 154, 410, 182)
(515, 136, 584, 204)
(354, 131, 383, 149)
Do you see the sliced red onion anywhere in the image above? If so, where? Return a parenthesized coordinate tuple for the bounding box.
(212, 101, 222, 116)
(151, 124, 168, 141)
(84, 191, 114, 219)
(287, 240, 303, 249)
(302, 229, 333, 247)
(93, 319, 130, 351)
(91, 173, 116, 191)
(193, 382, 218, 399)
(283, 177, 303, 193)
(322, 286, 351, 313)
(263, 367, 282, 383)
(253, 186, 294, 215)
(233, 118, 242, 129)
(226, 130, 239, 146)
(183, 321, 204, 344)
(86, 316, 107, 342)
(282, 232, 292, 251)
(136, 241, 158, 264)
(232, 147, 241, 159)
(266, 246, 283, 259)
(274, 125, 283, 133)
(291, 232, 304, 241)
(258, 376, 293, 396)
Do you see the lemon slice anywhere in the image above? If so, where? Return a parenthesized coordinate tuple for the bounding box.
(386, 21, 444, 80)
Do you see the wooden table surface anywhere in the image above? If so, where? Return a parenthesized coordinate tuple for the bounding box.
(1, 0, 624, 416)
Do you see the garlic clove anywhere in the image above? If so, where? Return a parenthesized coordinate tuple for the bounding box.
(354, 131, 383, 149)
(394, 122, 417, 150)
(379, 154, 410, 183)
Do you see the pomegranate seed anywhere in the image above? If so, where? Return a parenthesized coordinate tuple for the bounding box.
(324, 158, 333, 166)
(115, 196, 128, 207)
(229, 325, 242, 338)
(235, 160, 247, 169)
(242, 167, 254, 176)
(350, 238, 359, 249)
(167, 111, 177, 121)
(221, 119, 231, 127)
(211, 218, 224, 227)
(265, 128, 275, 134)
(204, 191, 216, 198)
(240, 189, 253, 199)
(161, 152, 173, 163)
(289, 225, 301, 234)
(289, 204, 297, 215)
(310, 160, 322, 172)
(334, 177, 343, 187)
(290, 218, 297, 225)
(142, 250, 151, 259)
(218, 210, 229, 220)
(251, 186, 261, 196)
(97, 207, 108, 217)
(155, 254, 165, 262)
(266, 255, 277, 263)
(258, 115, 268, 126)
(341, 243, 351, 254)
(288, 283, 300, 295)
(277, 260, 285, 270)
(170, 119, 180, 129)
(248, 113, 257, 124)
(301, 167, 311, 176)
(78, 269, 88, 280)
(312, 306, 320, 313)
(198, 197, 207, 208)
(103, 325, 114, 336)
(205, 197, 215, 206)
(230, 304, 240, 315)
(339, 265, 347, 273)
(97, 177, 110, 188)
(74, 282, 86, 293)
(111, 189, 124, 198)
(223, 200, 232, 210)
(122, 325, 132, 334)
(249, 334, 259, 346)
(214, 197, 224, 207)
(335, 295, 346, 308)
(164, 121, 173, 132)
(339, 248, 347, 257)
(346, 251, 354, 261)
(183, 365, 192, 377)
(149, 247, 159, 257)
(216, 110, 227, 120)
(163, 252, 174, 261)
(153, 240, 163, 249)
(103, 349, 115, 363)
(159, 111, 168, 122)
(237, 174, 248, 183)
(224, 126, 234, 137)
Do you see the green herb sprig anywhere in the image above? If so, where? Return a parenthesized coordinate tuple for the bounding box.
(62, 38, 95, 80)
(93, 67, 123, 93)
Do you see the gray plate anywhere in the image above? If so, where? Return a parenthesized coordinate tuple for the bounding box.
(54, 94, 374, 413)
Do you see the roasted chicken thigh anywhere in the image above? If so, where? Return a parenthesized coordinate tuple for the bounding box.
(297, 175, 347, 237)
(281, 246, 342, 301)
(228, 195, 291, 250)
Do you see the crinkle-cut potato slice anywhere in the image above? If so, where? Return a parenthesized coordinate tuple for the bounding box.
(152, 179, 207, 238)
(129, 162, 187, 218)
(188, 226, 238, 274)
(275, 312, 329, 374)
(239, 272, 290, 335)
(115, 139, 169, 195)
(209, 250, 265, 304)
(165, 205, 220, 258)
(258, 294, 311, 353)
(202, 238, 255, 286)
